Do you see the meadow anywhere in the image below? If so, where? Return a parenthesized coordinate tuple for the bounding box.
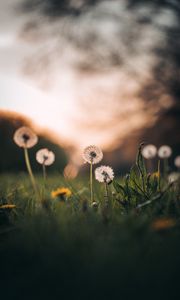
(0, 128, 180, 300)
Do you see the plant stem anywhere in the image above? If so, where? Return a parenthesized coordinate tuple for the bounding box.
(24, 147, 39, 197)
(42, 163, 47, 181)
(158, 159, 161, 191)
(163, 158, 168, 177)
(104, 182, 109, 207)
(90, 162, 93, 203)
(136, 143, 146, 193)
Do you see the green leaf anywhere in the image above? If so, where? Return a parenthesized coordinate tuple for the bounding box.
(129, 165, 140, 187)
(136, 143, 147, 178)
(129, 187, 143, 198)
(113, 180, 126, 196)
(149, 174, 158, 193)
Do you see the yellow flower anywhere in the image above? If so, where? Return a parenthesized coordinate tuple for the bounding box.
(51, 187, 72, 199)
(151, 171, 160, 178)
(151, 218, 176, 231)
(0, 204, 16, 209)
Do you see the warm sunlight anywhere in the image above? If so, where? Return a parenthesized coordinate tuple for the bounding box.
(0, 74, 80, 145)
(0, 2, 180, 298)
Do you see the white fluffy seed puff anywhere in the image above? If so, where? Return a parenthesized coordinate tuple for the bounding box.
(142, 144, 157, 159)
(36, 148, 55, 166)
(95, 166, 114, 184)
(83, 145, 103, 164)
(174, 156, 180, 168)
(168, 172, 180, 183)
(158, 145, 172, 158)
(13, 126, 38, 148)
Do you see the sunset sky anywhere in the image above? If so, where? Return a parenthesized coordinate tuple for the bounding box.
(0, 0, 178, 151)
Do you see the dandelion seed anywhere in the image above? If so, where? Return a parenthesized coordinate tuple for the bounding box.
(91, 202, 98, 209)
(142, 144, 157, 159)
(36, 148, 55, 180)
(51, 187, 72, 200)
(83, 145, 103, 165)
(13, 127, 39, 197)
(36, 148, 55, 166)
(158, 146, 172, 176)
(95, 165, 114, 207)
(83, 145, 103, 204)
(168, 172, 180, 183)
(174, 156, 180, 168)
(95, 166, 114, 184)
(158, 145, 172, 158)
(13, 126, 38, 148)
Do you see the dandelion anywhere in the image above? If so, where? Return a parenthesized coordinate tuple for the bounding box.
(142, 144, 157, 159)
(174, 156, 180, 169)
(83, 145, 103, 203)
(158, 145, 172, 176)
(95, 165, 114, 206)
(168, 172, 180, 183)
(95, 166, 114, 184)
(13, 127, 38, 196)
(36, 148, 55, 179)
(151, 171, 160, 179)
(51, 187, 72, 201)
(151, 218, 176, 231)
(142, 144, 157, 175)
(83, 145, 103, 165)
(91, 201, 98, 210)
(158, 145, 172, 158)
(13, 126, 38, 148)
(0, 204, 16, 209)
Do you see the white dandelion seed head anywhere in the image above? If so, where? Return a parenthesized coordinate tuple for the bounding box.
(91, 201, 98, 208)
(174, 156, 180, 168)
(82, 145, 103, 164)
(158, 145, 172, 158)
(13, 126, 38, 148)
(142, 144, 157, 159)
(36, 148, 55, 166)
(95, 165, 114, 183)
(168, 172, 180, 183)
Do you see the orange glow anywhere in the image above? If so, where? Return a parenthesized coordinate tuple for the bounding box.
(63, 163, 79, 179)
(0, 68, 169, 153)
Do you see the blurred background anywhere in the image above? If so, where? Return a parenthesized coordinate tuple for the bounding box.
(0, 0, 179, 175)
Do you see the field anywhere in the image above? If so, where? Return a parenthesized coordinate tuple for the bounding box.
(0, 146, 180, 300)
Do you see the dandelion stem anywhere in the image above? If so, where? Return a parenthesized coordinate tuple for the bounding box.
(158, 159, 161, 191)
(104, 182, 109, 207)
(163, 158, 168, 177)
(42, 163, 47, 181)
(90, 162, 93, 203)
(24, 147, 39, 197)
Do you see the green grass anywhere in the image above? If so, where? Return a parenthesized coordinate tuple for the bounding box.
(0, 148, 180, 300)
